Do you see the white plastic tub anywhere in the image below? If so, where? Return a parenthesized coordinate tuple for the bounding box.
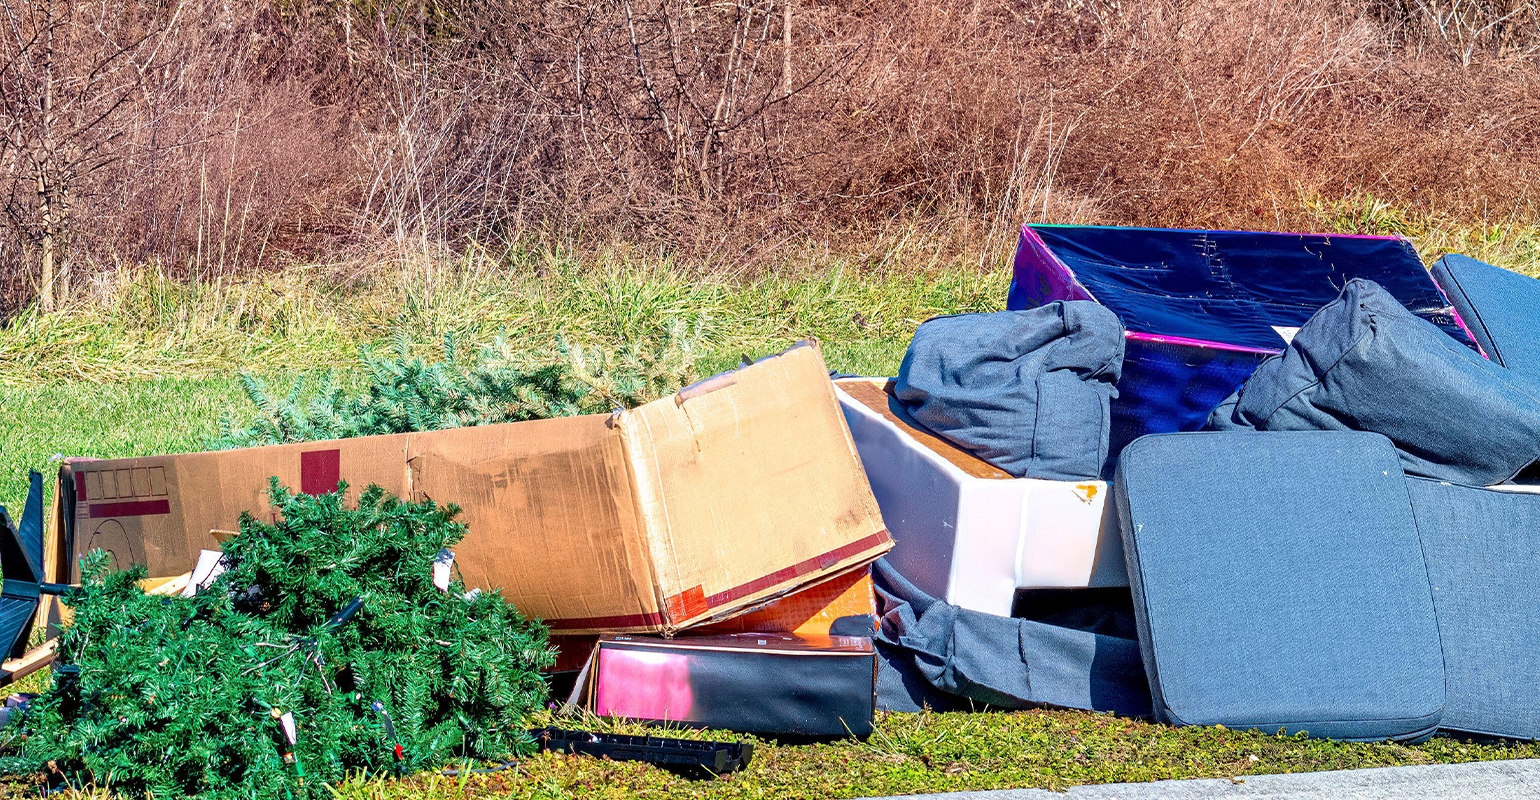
(836, 379, 1128, 617)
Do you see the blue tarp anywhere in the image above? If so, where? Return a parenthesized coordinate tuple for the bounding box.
(1014, 225, 1473, 350)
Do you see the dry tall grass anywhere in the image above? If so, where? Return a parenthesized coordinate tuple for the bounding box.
(0, 0, 1536, 311)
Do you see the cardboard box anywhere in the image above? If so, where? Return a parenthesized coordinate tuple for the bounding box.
(1008, 224, 1476, 475)
(836, 378, 1126, 617)
(578, 633, 877, 737)
(548, 567, 875, 677)
(697, 566, 875, 637)
(47, 342, 891, 635)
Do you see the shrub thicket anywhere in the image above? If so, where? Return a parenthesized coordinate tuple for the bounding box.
(0, 0, 1536, 311)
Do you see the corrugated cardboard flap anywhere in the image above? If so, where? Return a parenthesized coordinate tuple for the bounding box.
(619, 342, 891, 632)
(407, 415, 661, 633)
(63, 437, 410, 579)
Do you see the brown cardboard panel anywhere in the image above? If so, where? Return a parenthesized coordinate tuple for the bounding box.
(621, 345, 890, 629)
(68, 435, 408, 579)
(697, 566, 875, 636)
(52, 343, 890, 635)
(406, 414, 660, 631)
(42, 469, 72, 634)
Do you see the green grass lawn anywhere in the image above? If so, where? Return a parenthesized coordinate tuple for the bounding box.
(0, 378, 243, 510)
(4, 241, 1540, 798)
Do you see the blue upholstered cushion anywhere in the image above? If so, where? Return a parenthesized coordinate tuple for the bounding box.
(1408, 478, 1540, 740)
(894, 302, 1124, 480)
(1206, 279, 1540, 487)
(1431, 254, 1540, 376)
(1114, 431, 1445, 741)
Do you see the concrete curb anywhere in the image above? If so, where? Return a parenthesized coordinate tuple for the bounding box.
(867, 758, 1540, 799)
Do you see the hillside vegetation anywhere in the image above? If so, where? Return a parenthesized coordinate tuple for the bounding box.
(0, 0, 1536, 316)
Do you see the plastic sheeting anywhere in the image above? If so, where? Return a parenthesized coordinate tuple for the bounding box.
(1010, 225, 1470, 348)
(1007, 225, 1475, 475)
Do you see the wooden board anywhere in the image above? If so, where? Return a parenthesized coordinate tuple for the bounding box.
(1, 639, 58, 685)
(839, 380, 1013, 480)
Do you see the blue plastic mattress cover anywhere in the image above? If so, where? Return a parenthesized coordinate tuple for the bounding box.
(1013, 225, 1474, 352)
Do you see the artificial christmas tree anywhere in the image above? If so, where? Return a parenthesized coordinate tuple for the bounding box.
(218, 329, 696, 448)
(0, 480, 553, 799)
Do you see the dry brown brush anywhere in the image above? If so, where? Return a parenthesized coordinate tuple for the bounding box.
(0, 0, 1536, 311)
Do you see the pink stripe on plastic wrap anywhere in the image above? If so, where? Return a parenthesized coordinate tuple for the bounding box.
(1444, 307, 1489, 360)
(1015, 224, 1095, 302)
(1028, 224, 1404, 241)
(1427, 276, 1490, 360)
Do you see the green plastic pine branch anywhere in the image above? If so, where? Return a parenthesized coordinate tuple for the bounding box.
(0, 481, 553, 799)
(216, 326, 698, 448)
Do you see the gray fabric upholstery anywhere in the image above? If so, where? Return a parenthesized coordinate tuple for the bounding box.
(1431, 254, 1540, 377)
(1206, 279, 1540, 487)
(1408, 478, 1540, 740)
(1114, 431, 1446, 741)
(871, 559, 1151, 717)
(894, 303, 1125, 480)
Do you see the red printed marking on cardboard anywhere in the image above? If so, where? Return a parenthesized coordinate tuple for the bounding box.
(89, 499, 171, 518)
(665, 585, 710, 622)
(300, 450, 342, 496)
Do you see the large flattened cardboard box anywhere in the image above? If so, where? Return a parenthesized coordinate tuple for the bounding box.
(49, 342, 891, 635)
(835, 378, 1126, 618)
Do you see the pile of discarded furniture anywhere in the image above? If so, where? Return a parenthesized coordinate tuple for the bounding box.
(7, 224, 1540, 745)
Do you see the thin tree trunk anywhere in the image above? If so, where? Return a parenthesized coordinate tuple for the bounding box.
(37, 0, 58, 312)
(783, 0, 792, 95)
(38, 175, 54, 312)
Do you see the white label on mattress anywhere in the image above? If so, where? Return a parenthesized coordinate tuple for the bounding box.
(1271, 326, 1300, 345)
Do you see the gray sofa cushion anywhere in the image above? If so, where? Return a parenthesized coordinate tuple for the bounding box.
(1431, 254, 1540, 377)
(1408, 477, 1540, 740)
(1114, 430, 1445, 741)
(894, 302, 1124, 480)
(1206, 278, 1540, 486)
